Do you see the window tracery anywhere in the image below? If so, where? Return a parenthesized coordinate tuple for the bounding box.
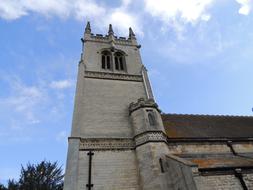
(101, 50, 112, 70)
(101, 50, 126, 71)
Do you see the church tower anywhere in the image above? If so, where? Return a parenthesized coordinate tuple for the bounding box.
(64, 22, 168, 190)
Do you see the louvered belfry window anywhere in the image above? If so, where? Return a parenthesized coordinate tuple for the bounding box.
(101, 50, 111, 70)
(114, 52, 124, 71)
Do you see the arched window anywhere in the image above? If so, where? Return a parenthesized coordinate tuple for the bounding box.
(101, 51, 111, 70)
(114, 52, 125, 71)
(148, 112, 156, 126)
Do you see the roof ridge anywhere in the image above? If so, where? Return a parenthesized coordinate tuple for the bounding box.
(162, 113, 253, 118)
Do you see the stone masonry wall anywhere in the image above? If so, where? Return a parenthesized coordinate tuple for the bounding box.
(243, 174, 253, 189)
(167, 142, 253, 155)
(72, 78, 147, 138)
(194, 175, 243, 190)
(135, 142, 170, 190)
(167, 143, 231, 155)
(77, 150, 140, 190)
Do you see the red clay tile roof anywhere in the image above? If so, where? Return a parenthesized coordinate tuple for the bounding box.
(188, 156, 253, 169)
(162, 114, 253, 139)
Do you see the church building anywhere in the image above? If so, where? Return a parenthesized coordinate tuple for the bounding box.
(63, 22, 253, 190)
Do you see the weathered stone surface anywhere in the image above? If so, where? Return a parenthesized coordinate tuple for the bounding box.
(72, 77, 146, 138)
(64, 139, 80, 190)
(195, 175, 243, 190)
(77, 150, 140, 190)
(135, 142, 170, 190)
(243, 174, 253, 189)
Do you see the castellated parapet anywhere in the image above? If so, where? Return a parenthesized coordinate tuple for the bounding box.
(83, 21, 139, 47)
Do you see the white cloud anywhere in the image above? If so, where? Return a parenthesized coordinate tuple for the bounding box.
(236, 0, 252, 15)
(0, 76, 74, 125)
(49, 79, 74, 89)
(0, 79, 44, 124)
(0, 0, 102, 20)
(0, 0, 141, 35)
(1, 0, 250, 37)
(0, 0, 70, 20)
(73, 0, 106, 20)
(0, 0, 27, 20)
(106, 10, 141, 36)
(144, 0, 213, 23)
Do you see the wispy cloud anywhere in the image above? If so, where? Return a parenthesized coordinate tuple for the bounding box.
(0, 77, 45, 124)
(236, 0, 252, 15)
(0, 0, 141, 35)
(50, 79, 74, 90)
(0, 74, 75, 143)
(0, 0, 250, 37)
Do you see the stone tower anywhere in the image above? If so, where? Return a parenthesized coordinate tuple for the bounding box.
(63, 22, 168, 190)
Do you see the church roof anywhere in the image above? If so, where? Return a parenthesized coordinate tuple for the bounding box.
(162, 114, 253, 139)
(187, 155, 253, 170)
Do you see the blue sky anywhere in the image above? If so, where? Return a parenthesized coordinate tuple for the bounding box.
(0, 0, 253, 184)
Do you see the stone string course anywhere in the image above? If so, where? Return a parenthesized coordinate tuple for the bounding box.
(79, 131, 167, 150)
(85, 71, 143, 82)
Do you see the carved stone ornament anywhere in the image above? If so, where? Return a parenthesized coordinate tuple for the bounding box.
(85, 71, 143, 82)
(79, 138, 135, 150)
(134, 131, 167, 147)
(129, 98, 161, 114)
(78, 132, 167, 150)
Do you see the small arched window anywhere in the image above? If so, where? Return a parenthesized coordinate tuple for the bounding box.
(114, 52, 125, 71)
(101, 51, 111, 70)
(148, 111, 156, 126)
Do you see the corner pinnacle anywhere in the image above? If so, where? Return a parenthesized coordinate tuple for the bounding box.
(85, 21, 91, 34)
(129, 27, 136, 39)
(108, 24, 114, 35)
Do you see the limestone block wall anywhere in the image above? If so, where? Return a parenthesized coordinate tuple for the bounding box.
(135, 142, 170, 190)
(232, 142, 253, 153)
(72, 78, 147, 138)
(243, 174, 253, 189)
(77, 150, 140, 190)
(194, 175, 243, 190)
(167, 141, 253, 155)
(63, 139, 80, 190)
(162, 155, 198, 190)
(167, 143, 231, 155)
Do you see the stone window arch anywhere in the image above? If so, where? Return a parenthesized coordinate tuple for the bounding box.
(114, 52, 125, 71)
(101, 50, 112, 70)
(148, 111, 156, 126)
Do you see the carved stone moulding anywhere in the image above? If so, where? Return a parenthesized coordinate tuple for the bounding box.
(79, 138, 135, 151)
(129, 98, 161, 114)
(78, 132, 167, 151)
(85, 71, 143, 82)
(134, 131, 167, 147)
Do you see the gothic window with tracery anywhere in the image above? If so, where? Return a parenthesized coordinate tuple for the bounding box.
(101, 50, 112, 70)
(114, 52, 125, 71)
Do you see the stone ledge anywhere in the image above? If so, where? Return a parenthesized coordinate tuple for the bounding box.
(84, 71, 143, 82)
(134, 131, 167, 147)
(79, 138, 135, 150)
(78, 131, 168, 151)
